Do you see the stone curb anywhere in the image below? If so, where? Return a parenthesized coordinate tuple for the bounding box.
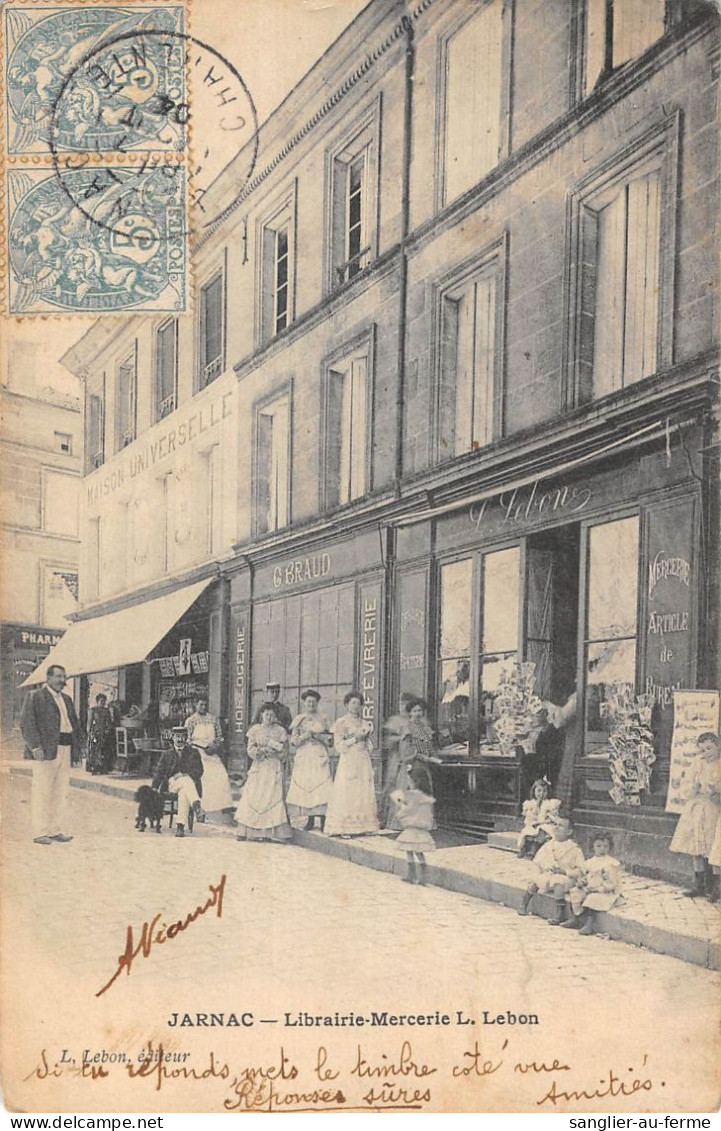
(8, 765, 719, 971)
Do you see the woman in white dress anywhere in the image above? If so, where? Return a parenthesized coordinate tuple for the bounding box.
(235, 703, 292, 842)
(184, 699, 233, 813)
(286, 689, 333, 831)
(325, 691, 380, 838)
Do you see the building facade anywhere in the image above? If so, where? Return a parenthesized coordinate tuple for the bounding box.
(53, 0, 718, 877)
(0, 346, 81, 749)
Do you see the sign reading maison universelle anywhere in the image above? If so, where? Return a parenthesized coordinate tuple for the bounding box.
(87, 390, 234, 506)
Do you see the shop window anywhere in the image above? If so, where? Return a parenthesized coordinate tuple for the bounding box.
(254, 393, 290, 535)
(327, 106, 379, 290)
(440, 0, 508, 205)
(155, 319, 178, 421)
(437, 558, 473, 744)
(259, 192, 295, 342)
(583, 516, 640, 756)
(437, 249, 503, 459)
(479, 547, 521, 740)
(42, 469, 78, 537)
(198, 271, 224, 389)
(115, 351, 137, 451)
(323, 342, 370, 509)
(436, 547, 522, 751)
(570, 123, 677, 406)
(87, 386, 105, 471)
(584, 0, 666, 93)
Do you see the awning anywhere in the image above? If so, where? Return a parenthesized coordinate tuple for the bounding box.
(21, 577, 213, 686)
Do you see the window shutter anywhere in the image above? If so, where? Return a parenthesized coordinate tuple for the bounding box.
(473, 275, 496, 448)
(256, 412, 273, 535)
(585, 0, 607, 91)
(445, 1, 502, 202)
(439, 295, 459, 457)
(613, 0, 665, 67)
(325, 370, 344, 508)
(624, 172, 660, 383)
(269, 398, 289, 529)
(593, 189, 626, 397)
(454, 290, 474, 454)
(349, 357, 367, 499)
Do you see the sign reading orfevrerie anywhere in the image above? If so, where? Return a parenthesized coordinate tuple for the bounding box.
(666, 690, 721, 814)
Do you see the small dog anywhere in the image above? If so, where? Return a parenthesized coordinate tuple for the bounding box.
(134, 785, 165, 833)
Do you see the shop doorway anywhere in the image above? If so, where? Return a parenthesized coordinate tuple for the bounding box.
(526, 524, 580, 708)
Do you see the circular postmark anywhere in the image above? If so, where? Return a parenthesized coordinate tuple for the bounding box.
(48, 28, 259, 241)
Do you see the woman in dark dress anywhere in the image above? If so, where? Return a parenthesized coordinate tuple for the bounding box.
(86, 693, 115, 774)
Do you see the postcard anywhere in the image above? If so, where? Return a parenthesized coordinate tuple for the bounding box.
(1, 0, 719, 1115)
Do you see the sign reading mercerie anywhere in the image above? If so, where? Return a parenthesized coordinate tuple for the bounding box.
(87, 390, 233, 506)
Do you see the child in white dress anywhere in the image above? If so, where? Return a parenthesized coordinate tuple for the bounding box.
(562, 832, 623, 934)
(669, 732, 720, 901)
(390, 763, 436, 886)
(517, 818, 585, 925)
(518, 779, 561, 858)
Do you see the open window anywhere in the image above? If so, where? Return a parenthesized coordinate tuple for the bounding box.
(259, 190, 296, 343)
(327, 106, 379, 290)
(584, 0, 666, 93)
(154, 318, 178, 421)
(323, 343, 371, 510)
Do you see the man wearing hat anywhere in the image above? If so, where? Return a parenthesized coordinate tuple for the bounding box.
(152, 726, 205, 837)
(253, 682, 292, 731)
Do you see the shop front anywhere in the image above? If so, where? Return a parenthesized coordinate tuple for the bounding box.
(1, 623, 66, 752)
(228, 527, 385, 779)
(391, 425, 712, 875)
(21, 576, 229, 773)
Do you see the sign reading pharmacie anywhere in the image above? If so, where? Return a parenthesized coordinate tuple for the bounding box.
(86, 388, 234, 506)
(2, 623, 64, 649)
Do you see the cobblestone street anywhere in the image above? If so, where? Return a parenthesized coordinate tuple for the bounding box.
(2, 774, 719, 1113)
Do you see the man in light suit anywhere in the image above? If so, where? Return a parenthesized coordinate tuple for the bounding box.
(20, 664, 82, 845)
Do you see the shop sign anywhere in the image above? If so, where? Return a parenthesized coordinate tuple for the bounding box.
(469, 477, 592, 533)
(272, 553, 332, 590)
(86, 389, 233, 505)
(644, 497, 696, 759)
(7, 625, 64, 649)
(233, 612, 248, 739)
(359, 582, 382, 735)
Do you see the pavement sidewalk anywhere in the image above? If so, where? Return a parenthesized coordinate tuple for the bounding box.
(7, 761, 720, 971)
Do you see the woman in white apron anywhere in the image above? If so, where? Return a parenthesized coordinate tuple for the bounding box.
(184, 698, 233, 813)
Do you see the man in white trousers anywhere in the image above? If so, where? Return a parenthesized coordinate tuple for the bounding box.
(20, 664, 82, 845)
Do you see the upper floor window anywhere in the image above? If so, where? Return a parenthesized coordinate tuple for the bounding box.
(198, 271, 224, 389)
(328, 106, 379, 290)
(584, 0, 666, 92)
(87, 385, 105, 471)
(115, 351, 137, 451)
(203, 444, 223, 555)
(441, 0, 508, 205)
(259, 191, 296, 343)
(254, 392, 291, 535)
(155, 319, 178, 421)
(54, 431, 72, 454)
(569, 120, 678, 405)
(323, 338, 371, 509)
(436, 242, 505, 459)
(42, 468, 79, 537)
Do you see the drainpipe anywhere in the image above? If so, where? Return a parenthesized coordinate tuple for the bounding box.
(384, 12, 414, 719)
(395, 12, 414, 493)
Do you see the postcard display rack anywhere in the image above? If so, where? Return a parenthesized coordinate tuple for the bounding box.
(158, 673, 209, 743)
